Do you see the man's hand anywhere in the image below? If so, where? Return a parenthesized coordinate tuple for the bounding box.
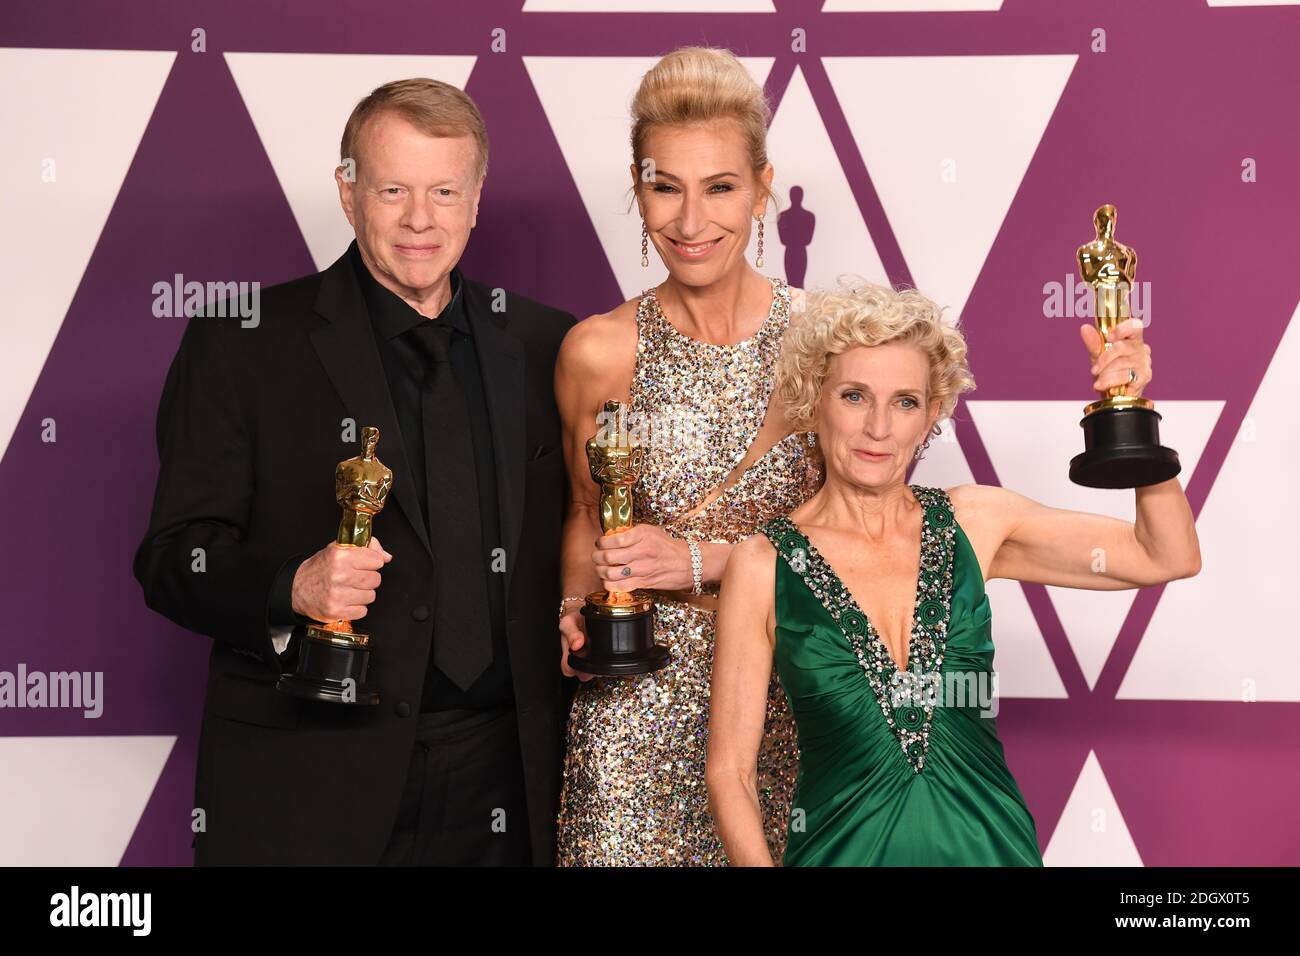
(291, 536, 392, 623)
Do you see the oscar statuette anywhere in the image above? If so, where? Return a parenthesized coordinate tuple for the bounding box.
(276, 426, 391, 704)
(568, 400, 669, 677)
(1070, 204, 1181, 489)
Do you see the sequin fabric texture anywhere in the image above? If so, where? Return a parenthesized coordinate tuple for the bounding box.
(555, 278, 823, 866)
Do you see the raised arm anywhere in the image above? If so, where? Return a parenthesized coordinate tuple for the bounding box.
(955, 478, 1201, 590)
(707, 533, 780, 866)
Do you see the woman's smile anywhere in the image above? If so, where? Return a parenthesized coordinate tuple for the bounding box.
(665, 235, 724, 259)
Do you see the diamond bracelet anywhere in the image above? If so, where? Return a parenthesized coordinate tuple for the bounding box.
(687, 539, 703, 595)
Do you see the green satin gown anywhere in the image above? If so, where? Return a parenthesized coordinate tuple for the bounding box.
(757, 485, 1043, 866)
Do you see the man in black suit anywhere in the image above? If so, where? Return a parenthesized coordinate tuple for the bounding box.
(134, 78, 575, 865)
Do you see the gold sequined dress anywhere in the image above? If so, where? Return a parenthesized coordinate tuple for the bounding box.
(555, 277, 822, 866)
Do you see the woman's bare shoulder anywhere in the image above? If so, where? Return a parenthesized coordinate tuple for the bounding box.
(946, 482, 1036, 511)
(946, 482, 997, 513)
(944, 483, 1031, 542)
(722, 532, 778, 606)
(733, 531, 782, 583)
(587, 296, 642, 332)
(556, 297, 642, 383)
(733, 529, 778, 563)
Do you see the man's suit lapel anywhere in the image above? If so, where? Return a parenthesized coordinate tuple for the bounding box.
(307, 252, 528, 591)
(309, 249, 434, 561)
(463, 279, 527, 603)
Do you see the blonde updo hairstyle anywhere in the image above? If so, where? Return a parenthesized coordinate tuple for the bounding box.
(629, 46, 777, 212)
(777, 277, 977, 443)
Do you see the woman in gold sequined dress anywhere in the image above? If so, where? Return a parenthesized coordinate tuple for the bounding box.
(551, 47, 822, 865)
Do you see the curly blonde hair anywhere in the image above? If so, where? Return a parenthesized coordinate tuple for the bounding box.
(777, 277, 976, 438)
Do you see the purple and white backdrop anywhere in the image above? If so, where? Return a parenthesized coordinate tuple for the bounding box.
(1, 0, 1297, 866)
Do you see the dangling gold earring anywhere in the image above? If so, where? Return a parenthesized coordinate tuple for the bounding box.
(755, 218, 765, 269)
(641, 219, 649, 268)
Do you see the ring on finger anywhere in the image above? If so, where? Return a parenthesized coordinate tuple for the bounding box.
(1127, 368, 1137, 385)
(620, 565, 632, 577)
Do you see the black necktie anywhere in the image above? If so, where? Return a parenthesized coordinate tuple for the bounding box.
(406, 321, 494, 690)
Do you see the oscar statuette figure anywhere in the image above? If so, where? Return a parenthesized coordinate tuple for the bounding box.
(277, 426, 392, 704)
(1070, 203, 1181, 488)
(568, 401, 668, 676)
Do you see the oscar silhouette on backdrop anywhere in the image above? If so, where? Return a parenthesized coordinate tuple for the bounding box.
(778, 185, 815, 288)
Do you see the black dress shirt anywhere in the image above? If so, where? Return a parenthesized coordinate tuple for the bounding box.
(269, 241, 512, 712)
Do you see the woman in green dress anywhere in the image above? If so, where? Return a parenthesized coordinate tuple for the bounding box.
(707, 280, 1202, 866)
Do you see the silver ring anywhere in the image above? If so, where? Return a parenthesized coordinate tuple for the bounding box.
(620, 565, 632, 577)
(1127, 368, 1137, 385)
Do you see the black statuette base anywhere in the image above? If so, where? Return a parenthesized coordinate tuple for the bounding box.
(571, 605, 668, 677)
(277, 632, 380, 705)
(1070, 405, 1181, 490)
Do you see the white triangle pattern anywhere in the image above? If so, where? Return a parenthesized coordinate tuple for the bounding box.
(1121, 302, 1300, 702)
(765, 67, 888, 290)
(969, 400, 1224, 689)
(0, 735, 176, 865)
(823, 54, 1077, 325)
(1043, 750, 1144, 866)
(225, 53, 477, 271)
(0, 47, 175, 465)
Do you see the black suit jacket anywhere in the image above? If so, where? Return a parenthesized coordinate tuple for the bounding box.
(133, 248, 577, 865)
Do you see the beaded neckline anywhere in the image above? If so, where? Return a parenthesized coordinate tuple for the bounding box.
(640, 276, 788, 351)
(760, 485, 958, 773)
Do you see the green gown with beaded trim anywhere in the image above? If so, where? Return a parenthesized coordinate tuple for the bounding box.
(757, 485, 1043, 866)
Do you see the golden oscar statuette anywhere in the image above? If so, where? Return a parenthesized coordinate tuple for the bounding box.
(276, 426, 392, 705)
(568, 400, 668, 677)
(1069, 204, 1181, 488)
